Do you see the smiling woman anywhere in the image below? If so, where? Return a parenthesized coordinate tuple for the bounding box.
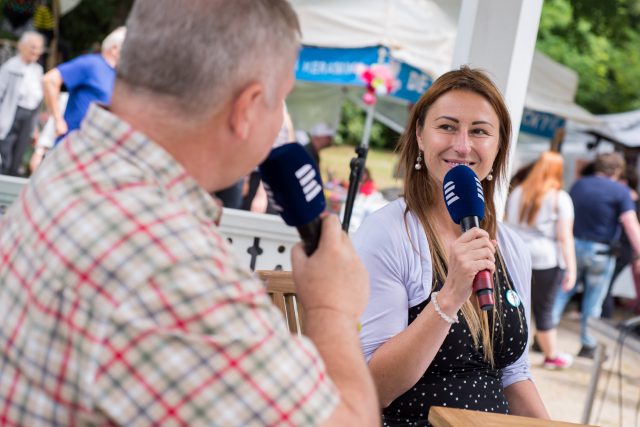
(353, 67, 550, 425)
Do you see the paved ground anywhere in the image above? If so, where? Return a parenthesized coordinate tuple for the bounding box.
(531, 310, 640, 427)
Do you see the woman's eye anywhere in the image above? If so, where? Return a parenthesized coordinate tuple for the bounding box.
(439, 124, 455, 131)
(471, 128, 489, 136)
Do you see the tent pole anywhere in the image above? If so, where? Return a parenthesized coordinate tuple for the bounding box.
(47, 0, 60, 70)
(361, 103, 375, 150)
(342, 104, 374, 232)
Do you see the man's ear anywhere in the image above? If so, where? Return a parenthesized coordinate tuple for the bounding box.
(229, 82, 263, 141)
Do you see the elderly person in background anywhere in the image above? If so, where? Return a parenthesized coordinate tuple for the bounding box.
(41, 27, 126, 144)
(31, 27, 125, 167)
(0, 31, 44, 176)
(0, 1, 377, 425)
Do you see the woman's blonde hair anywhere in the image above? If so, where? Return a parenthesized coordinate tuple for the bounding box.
(397, 66, 513, 363)
(518, 151, 564, 225)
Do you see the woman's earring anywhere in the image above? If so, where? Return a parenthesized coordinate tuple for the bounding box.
(486, 168, 494, 181)
(415, 151, 423, 170)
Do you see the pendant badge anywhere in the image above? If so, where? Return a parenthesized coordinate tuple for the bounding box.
(506, 289, 521, 307)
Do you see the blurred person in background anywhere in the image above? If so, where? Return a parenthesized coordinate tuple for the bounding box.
(0, 31, 44, 176)
(602, 165, 640, 316)
(304, 121, 335, 168)
(41, 26, 125, 146)
(552, 152, 640, 359)
(505, 151, 576, 369)
(341, 167, 388, 234)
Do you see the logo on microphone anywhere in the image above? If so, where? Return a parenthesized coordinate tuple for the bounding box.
(296, 164, 322, 202)
(443, 181, 459, 206)
(474, 176, 484, 202)
(444, 176, 484, 207)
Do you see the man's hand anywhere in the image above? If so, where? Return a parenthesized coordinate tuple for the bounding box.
(54, 118, 68, 137)
(291, 214, 369, 324)
(290, 214, 378, 427)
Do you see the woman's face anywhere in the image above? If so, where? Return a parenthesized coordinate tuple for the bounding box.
(416, 89, 500, 186)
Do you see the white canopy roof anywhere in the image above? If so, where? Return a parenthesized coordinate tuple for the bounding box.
(289, 0, 598, 126)
(526, 51, 599, 125)
(573, 110, 640, 148)
(292, 0, 457, 78)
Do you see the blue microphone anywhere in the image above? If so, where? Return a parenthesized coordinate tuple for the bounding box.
(443, 165, 494, 311)
(259, 143, 326, 255)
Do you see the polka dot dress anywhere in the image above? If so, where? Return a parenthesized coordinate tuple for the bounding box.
(381, 261, 528, 426)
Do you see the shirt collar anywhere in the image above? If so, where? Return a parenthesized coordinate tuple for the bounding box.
(78, 104, 222, 224)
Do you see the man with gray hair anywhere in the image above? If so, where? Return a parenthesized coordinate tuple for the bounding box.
(0, 31, 44, 175)
(40, 26, 125, 148)
(0, 2, 378, 426)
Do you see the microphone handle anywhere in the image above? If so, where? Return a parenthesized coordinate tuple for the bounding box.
(460, 216, 495, 311)
(297, 217, 322, 256)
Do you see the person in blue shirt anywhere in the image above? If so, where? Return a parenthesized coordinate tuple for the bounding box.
(552, 152, 640, 359)
(41, 27, 126, 146)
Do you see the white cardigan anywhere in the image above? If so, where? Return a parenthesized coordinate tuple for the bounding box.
(353, 198, 533, 389)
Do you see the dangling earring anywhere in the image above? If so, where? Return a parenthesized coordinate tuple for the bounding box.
(415, 150, 423, 170)
(486, 168, 494, 181)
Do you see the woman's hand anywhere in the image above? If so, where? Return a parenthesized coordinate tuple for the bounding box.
(561, 269, 576, 292)
(438, 228, 496, 312)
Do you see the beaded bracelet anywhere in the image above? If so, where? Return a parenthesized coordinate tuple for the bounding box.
(431, 291, 459, 324)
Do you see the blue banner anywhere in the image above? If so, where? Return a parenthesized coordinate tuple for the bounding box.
(520, 108, 566, 139)
(295, 45, 432, 103)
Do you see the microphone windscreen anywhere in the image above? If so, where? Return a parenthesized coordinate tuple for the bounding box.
(259, 143, 326, 226)
(443, 165, 485, 224)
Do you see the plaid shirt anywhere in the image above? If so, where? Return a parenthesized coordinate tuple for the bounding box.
(0, 105, 338, 426)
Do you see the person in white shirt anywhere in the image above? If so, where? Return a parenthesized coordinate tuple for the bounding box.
(0, 31, 44, 176)
(505, 151, 577, 369)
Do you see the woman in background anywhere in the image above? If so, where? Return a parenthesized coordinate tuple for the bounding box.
(505, 151, 576, 369)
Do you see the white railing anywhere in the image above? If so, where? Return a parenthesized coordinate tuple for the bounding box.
(0, 175, 28, 217)
(0, 175, 298, 271)
(218, 208, 298, 271)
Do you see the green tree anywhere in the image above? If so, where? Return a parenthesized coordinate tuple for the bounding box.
(335, 99, 400, 150)
(59, 0, 132, 58)
(537, 0, 640, 113)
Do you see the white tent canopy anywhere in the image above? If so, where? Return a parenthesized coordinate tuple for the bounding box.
(287, 0, 598, 135)
(292, 0, 457, 78)
(526, 51, 598, 125)
(588, 110, 640, 147)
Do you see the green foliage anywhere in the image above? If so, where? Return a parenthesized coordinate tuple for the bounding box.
(537, 0, 640, 113)
(59, 0, 132, 57)
(335, 98, 401, 150)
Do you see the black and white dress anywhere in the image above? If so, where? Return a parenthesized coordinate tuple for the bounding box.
(381, 260, 528, 426)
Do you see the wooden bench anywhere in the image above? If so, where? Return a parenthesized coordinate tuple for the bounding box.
(257, 270, 303, 335)
(429, 406, 599, 427)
